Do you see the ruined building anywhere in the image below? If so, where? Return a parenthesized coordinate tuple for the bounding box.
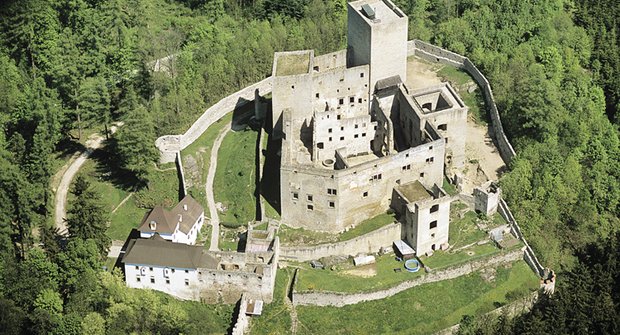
(271, 0, 467, 254)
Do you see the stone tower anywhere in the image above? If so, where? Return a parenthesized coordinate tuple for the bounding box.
(347, 0, 408, 92)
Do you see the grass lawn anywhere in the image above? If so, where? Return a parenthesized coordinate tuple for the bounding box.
(107, 196, 144, 241)
(337, 213, 396, 241)
(181, 113, 233, 217)
(278, 212, 396, 246)
(248, 268, 293, 335)
(296, 253, 424, 293)
(449, 211, 487, 249)
(295, 261, 539, 335)
(218, 227, 241, 251)
(443, 177, 459, 196)
(214, 127, 258, 224)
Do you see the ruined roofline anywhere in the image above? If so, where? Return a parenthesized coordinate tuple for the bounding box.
(409, 82, 467, 110)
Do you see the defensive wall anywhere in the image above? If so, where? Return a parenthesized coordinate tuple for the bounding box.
(407, 40, 516, 164)
(230, 294, 250, 335)
(292, 248, 523, 307)
(498, 199, 545, 276)
(155, 77, 273, 163)
(406, 40, 546, 277)
(280, 222, 402, 261)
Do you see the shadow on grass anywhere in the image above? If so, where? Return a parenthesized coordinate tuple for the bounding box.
(90, 141, 140, 193)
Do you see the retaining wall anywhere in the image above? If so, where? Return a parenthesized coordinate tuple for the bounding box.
(292, 249, 522, 307)
(155, 77, 273, 163)
(280, 223, 402, 261)
(409, 40, 516, 164)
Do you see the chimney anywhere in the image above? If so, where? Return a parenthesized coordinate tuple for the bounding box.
(178, 214, 183, 222)
(183, 204, 188, 211)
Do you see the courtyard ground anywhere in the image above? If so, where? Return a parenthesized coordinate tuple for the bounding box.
(407, 57, 506, 193)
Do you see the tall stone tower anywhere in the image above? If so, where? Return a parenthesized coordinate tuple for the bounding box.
(347, 0, 408, 91)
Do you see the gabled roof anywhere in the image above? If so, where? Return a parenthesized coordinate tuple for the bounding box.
(122, 235, 218, 269)
(138, 206, 176, 234)
(172, 196, 204, 234)
(137, 195, 204, 235)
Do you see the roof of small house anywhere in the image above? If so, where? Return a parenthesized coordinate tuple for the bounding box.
(172, 196, 204, 234)
(137, 195, 204, 235)
(122, 234, 218, 269)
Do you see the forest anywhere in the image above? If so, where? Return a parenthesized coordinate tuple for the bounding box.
(0, 0, 618, 333)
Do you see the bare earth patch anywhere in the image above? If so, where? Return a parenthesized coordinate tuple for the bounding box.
(406, 57, 444, 90)
(342, 264, 378, 278)
(463, 115, 506, 193)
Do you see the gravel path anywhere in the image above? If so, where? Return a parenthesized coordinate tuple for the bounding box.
(54, 125, 119, 236)
(207, 123, 232, 251)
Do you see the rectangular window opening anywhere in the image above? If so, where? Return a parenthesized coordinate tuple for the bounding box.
(430, 221, 437, 229)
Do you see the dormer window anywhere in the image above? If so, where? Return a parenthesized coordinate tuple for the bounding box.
(149, 221, 157, 230)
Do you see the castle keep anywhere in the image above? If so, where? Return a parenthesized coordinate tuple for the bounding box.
(272, 0, 467, 254)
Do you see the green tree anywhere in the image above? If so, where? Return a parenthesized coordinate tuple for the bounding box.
(115, 104, 158, 185)
(65, 175, 110, 255)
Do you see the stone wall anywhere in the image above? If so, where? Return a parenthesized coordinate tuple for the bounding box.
(408, 40, 516, 164)
(155, 77, 273, 163)
(292, 249, 523, 307)
(230, 294, 250, 335)
(498, 199, 545, 277)
(280, 222, 402, 261)
(176, 151, 187, 198)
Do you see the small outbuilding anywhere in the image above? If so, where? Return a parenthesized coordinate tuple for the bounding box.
(393, 240, 416, 260)
(353, 254, 376, 266)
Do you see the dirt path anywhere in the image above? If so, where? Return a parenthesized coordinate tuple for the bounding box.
(54, 125, 119, 235)
(111, 193, 134, 214)
(207, 123, 232, 251)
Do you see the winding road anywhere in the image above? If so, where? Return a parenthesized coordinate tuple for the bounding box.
(207, 123, 232, 251)
(54, 125, 119, 236)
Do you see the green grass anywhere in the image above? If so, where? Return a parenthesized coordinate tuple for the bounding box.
(279, 212, 396, 246)
(442, 177, 459, 196)
(73, 152, 180, 241)
(278, 225, 337, 246)
(296, 253, 424, 293)
(248, 268, 293, 335)
(421, 243, 503, 270)
(437, 66, 488, 125)
(337, 213, 396, 241)
(214, 127, 258, 224)
(218, 227, 240, 251)
(449, 211, 487, 249)
(295, 261, 539, 335)
(108, 196, 144, 241)
(181, 114, 233, 217)
(438, 66, 472, 86)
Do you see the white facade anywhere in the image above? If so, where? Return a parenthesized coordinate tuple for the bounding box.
(124, 263, 200, 300)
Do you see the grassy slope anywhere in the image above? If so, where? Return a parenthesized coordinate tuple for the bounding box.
(213, 127, 258, 224)
(181, 113, 233, 217)
(296, 261, 539, 335)
(248, 268, 294, 335)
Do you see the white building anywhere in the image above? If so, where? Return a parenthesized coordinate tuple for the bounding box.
(122, 234, 218, 300)
(137, 195, 204, 245)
